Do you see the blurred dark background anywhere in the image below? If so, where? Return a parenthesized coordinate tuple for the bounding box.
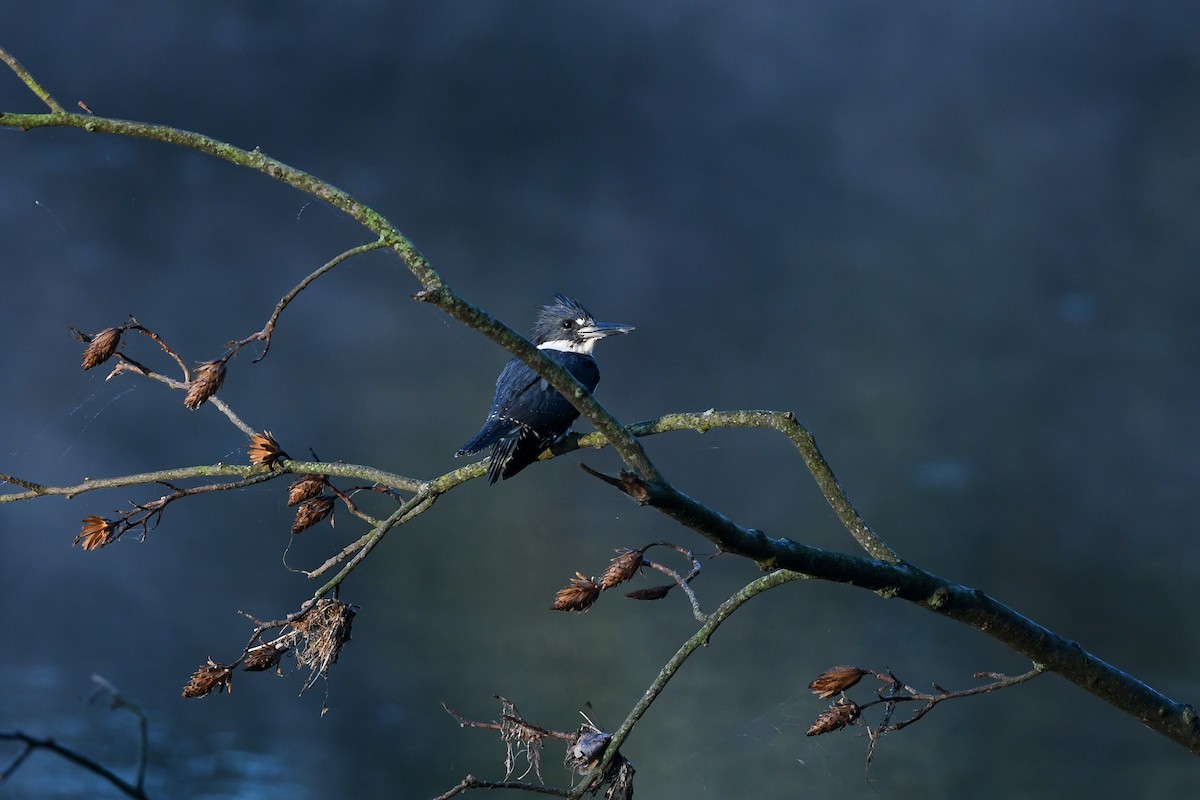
(3, 2, 1199, 797)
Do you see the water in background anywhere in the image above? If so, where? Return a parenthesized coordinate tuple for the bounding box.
(2, 3, 1199, 797)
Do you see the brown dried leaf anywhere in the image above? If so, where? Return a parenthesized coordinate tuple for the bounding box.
(81, 327, 121, 370)
(805, 700, 860, 737)
(625, 584, 672, 601)
(287, 473, 327, 506)
(808, 665, 869, 699)
(181, 660, 234, 698)
(292, 495, 334, 534)
(74, 515, 118, 550)
(551, 572, 600, 612)
(247, 431, 286, 466)
(599, 549, 643, 590)
(183, 359, 227, 410)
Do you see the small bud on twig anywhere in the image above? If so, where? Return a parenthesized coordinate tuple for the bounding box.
(80, 327, 122, 370)
(242, 644, 286, 672)
(806, 700, 860, 736)
(183, 359, 226, 410)
(182, 660, 234, 698)
(292, 495, 335, 534)
(287, 473, 327, 506)
(808, 665, 870, 699)
(551, 572, 600, 612)
(599, 549, 644, 590)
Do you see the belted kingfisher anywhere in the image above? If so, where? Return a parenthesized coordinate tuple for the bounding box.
(457, 294, 634, 484)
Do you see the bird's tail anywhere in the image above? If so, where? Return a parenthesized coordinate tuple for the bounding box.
(485, 434, 523, 485)
(456, 420, 503, 457)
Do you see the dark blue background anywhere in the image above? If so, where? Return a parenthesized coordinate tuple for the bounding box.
(3, 3, 1198, 797)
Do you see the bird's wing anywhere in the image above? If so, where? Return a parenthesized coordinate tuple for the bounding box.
(456, 359, 541, 455)
(457, 353, 599, 457)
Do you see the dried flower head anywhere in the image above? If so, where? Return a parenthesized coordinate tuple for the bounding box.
(806, 700, 861, 737)
(242, 644, 286, 672)
(181, 660, 234, 699)
(287, 473, 327, 506)
(183, 359, 226, 410)
(551, 572, 600, 612)
(625, 585, 672, 601)
(599, 549, 644, 590)
(808, 665, 869, 699)
(247, 431, 286, 466)
(81, 327, 122, 370)
(74, 515, 118, 550)
(292, 495, 335, 534)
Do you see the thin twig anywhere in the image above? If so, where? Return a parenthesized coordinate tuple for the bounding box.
(125, 317, 191, 381)
(225, 239, 388, 362)
(433, 775, 570, 800)
(0, 731, 149, 799)
(441, 703, 575, 742)
(105, 359, 256, 436)
(641, 542, 705, 621)
(1, 464, 269, 503)
(88, 675, 149, 794)
(310, 492, 436, 596)
(574, 569, 809, 797)
(0, 47, 64, 113)
(577, 410, 897, 563)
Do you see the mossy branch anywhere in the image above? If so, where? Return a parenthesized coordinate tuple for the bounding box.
(573, 569, 809, 796)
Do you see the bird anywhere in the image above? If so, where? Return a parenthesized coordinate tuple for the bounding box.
(457, 294, 634, 484)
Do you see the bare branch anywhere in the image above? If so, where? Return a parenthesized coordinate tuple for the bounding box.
(803, 664, 1046, 765)
(88, 676, 149, 794)
(575, 569, 809, 796)
(433, 775, 570, 799)
(0, 730, 150, 798)
(1, 464, 270, 504)
(575, 410, 896, 562)
(226, 238, 388, 363)
(0, 46, 64, 113)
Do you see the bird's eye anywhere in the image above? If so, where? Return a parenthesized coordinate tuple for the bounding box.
(561, 319, 573, 329)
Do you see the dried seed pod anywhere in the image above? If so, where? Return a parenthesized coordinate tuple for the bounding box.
(805, 700, 860, 737)
(599, 549, 643, 590)
(625, 585, 672, 601)
(808, 665, 869, 699)
(292, 495, 335, 534)
(551, 572, 600, 612)
(183, 359, 226, 410)
(74, 515, 118, 550)
(81, 327, 121, 370)
(242, 644, 286, 672)
(181, 660, 234, 698)
(248, 431, 286, 466)
(287, 473, 327, 506)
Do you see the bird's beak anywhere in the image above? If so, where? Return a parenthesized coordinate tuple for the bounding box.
(580, 321, 635, 339)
